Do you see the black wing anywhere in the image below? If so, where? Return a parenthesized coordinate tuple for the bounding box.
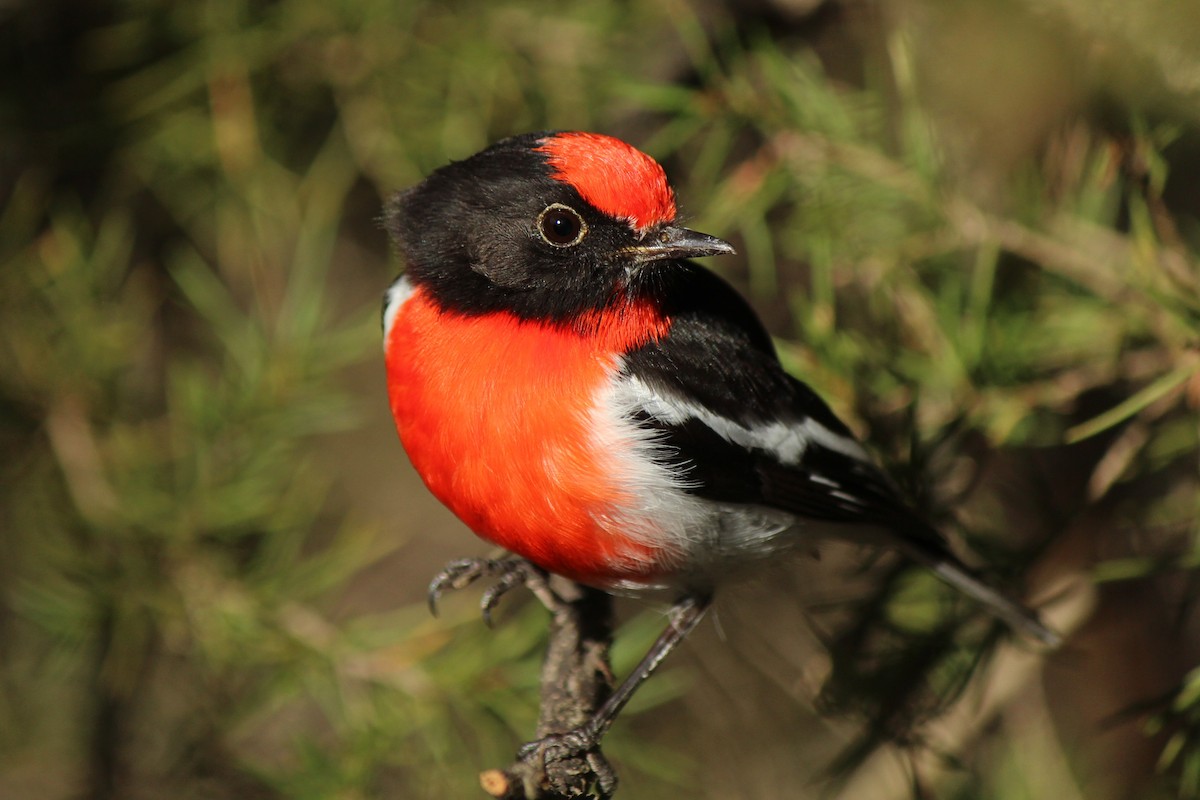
(624, 263, 937, 539)
(623, 263, 1061, 645)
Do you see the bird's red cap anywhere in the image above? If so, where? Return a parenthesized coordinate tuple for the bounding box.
(536, 132, 677, 232)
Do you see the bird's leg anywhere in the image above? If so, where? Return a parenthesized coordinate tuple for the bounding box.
(517, 592, 712, 795)
(427, 556, 563, 625)
(586, 593, 712, 743)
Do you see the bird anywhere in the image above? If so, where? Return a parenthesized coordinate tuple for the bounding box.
(382, 130, 1058, 779)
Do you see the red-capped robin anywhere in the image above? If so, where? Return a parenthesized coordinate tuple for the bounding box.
(382, 131, 1057, 779)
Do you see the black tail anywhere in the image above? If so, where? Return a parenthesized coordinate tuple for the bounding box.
(901, 538, 1061, 648)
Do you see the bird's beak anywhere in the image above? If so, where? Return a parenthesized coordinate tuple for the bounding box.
(625, 225, 736, 263)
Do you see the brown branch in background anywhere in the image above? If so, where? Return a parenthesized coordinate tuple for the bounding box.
(833, 542, 1097, 800)
(480, 578, 617, 799)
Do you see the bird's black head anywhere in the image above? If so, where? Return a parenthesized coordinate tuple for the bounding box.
(385, 131, 734, 323)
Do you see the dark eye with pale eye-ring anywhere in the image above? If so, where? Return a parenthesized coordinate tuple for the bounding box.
(537, 203, 587, 247)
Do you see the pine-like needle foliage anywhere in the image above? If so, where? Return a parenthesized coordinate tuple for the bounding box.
(2, 1, 1199, 798)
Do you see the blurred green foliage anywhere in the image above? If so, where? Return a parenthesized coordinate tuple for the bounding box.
(0, 1, 684, 796)
(3, 0, 1200, 798)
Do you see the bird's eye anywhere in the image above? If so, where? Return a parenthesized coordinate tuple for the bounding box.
(537, 204, 587, 247)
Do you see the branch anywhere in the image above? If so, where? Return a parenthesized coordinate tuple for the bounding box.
(479, 578, 617, 799)
(832, 551, 1097, 799)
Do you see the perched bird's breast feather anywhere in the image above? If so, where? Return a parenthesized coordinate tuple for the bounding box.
(384, 277, 710, 588)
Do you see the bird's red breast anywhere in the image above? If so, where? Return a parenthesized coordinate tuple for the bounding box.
(385, 284, 674, 587)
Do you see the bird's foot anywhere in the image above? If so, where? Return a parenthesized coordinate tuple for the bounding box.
(427, 556, 558, 626)
(516, 725, 616, 799)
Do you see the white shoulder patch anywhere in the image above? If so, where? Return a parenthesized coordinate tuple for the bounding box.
(587, 370, 799, 584)
(590, 369, 897, 591)
(797, 417, 870, 461)
(382, 274, 416, 347)
(622, 375, 868, 466)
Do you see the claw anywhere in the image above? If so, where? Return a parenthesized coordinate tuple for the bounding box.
(427, 557, 489, 617)
(516, 726, 616, 799)
(426, 557, 550, 625)
(587, 749, 618, 798)
(480, 567, 527, 627)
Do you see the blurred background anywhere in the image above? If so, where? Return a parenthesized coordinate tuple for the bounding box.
(3, 0, 1200, 797)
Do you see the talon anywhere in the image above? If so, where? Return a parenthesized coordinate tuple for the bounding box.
(586, 750, 618, 798)
(518, 727, 598, 766)
(427, 557, 486, 617)
(516, 726, 613, 796)
(427, 574, 448, 617)
(479, 584, 502, 628)
(425, 557, 550, 625)
(479, 567, 526, 627)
